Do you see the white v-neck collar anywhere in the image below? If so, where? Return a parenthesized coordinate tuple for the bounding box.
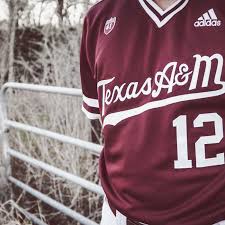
(145, 0, 184, 15)
(138, 0, 189, 28)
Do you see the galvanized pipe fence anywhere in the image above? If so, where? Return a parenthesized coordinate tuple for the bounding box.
(0, 82, 104, 225)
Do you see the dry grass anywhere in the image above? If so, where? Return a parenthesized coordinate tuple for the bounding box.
(0, 7, 103, 225)
(7, 90, 102, 224)
(0, 201, 32, 225)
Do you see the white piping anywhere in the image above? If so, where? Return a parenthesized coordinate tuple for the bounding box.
(82, 105, 101, 120)
(83, 94, 99, 108)
(145, 0, 183, 16)
(138, 0, 189, 28)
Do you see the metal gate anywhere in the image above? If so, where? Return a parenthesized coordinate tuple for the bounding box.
(0, 82, 104, 225)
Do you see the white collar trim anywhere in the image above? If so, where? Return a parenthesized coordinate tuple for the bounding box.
(145, 0, 184, 15)
(138, 0, 189, 28)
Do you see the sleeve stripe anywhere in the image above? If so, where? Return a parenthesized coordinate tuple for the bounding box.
(83, 94, 99, 108)
(82, 105, 101, 120)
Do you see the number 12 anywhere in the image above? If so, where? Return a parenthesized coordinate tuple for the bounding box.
(173, 113, 224, 169)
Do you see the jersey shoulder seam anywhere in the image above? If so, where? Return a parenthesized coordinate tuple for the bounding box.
(85, 0, 108, 18)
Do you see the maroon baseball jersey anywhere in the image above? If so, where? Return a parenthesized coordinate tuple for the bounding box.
(79, 0, 225, 224)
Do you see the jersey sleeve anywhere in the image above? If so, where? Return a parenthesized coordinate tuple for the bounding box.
(79, 16, 101, 120)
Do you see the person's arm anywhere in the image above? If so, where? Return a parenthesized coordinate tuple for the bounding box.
(79, 15, 101, 121)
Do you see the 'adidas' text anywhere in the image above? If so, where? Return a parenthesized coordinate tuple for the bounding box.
(194, 8, 221, 27)
(194, 20, 221, 27)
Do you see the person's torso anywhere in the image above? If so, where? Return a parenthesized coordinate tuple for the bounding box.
(87, 0, 225, 224)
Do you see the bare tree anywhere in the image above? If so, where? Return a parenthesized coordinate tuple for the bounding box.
(4, 0, 28, 83)
(56, 0, 65, 26)
(4, 0, 18, 82)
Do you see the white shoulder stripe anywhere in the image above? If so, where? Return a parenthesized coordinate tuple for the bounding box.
(82, 105, 101, 120)
(197, 9, 219, 22)
(83, 94, 99, 108)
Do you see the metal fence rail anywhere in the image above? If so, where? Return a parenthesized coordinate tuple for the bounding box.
(9, 177, 99, 225)
(8, 148, 103, 195)
(0, 82, 104, 225)
(5, 120, 102, 155)
(1, 82, 83, 96)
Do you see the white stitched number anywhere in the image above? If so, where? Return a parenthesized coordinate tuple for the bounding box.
(194, 113, 224, 168)
(173, 115, 192, 169)
(173, 113, 224, 169)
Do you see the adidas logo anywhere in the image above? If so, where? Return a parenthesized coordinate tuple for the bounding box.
(194, 8, 221, 27)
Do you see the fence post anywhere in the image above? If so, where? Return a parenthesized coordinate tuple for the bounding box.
(0, 88, 11, 200)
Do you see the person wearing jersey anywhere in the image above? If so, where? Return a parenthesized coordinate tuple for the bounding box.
(79, 0, 225, 224)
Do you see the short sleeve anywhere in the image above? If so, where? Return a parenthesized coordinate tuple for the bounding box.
(79, 16, 101, 120)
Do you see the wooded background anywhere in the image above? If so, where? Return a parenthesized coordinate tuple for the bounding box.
(0, 1, 103, 224)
